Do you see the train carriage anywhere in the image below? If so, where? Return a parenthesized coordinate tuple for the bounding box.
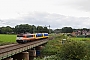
(16, 33, 49, 43)
(35, 33, 43, 39)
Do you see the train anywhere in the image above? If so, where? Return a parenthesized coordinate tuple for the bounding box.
(16, 33, 49, 43)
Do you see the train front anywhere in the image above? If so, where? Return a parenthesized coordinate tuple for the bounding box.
(16, 34, 27, 43)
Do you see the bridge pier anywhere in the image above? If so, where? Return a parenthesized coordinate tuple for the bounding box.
(12, 52, 29, 60)
(27, 46, 44, 60)
(29, 50, 36, 57)
(28, 50, 36, 60)
(36, 46, 44, 50)
(36, 46, 44, 56)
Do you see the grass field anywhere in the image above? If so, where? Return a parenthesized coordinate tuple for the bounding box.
(70, 37, 90, 41)
(70, 37, 90, 45)
(0, 34, 17, 45)
(70, 37, 90, 46)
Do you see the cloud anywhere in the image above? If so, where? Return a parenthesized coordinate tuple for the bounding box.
(0, 0, 90, 20)
(63, 0, 90, 12)
(1, 12, 90, 29)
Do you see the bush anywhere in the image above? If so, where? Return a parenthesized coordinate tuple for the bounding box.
(57, 41, 87, 60)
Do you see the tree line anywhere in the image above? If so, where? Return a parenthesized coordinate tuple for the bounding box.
(54, 27, 90, 33)
(0, 24, 90, 34)
(0, 24, 53, 34)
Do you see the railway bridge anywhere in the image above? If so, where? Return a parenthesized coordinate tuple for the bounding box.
(0, 39, 48, 60)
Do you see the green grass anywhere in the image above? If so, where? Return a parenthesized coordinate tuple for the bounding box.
(70, 37, 90, 41)
(0, 34, 17, 45)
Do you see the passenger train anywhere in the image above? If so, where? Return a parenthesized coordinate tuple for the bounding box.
(16, 33, 49, 43)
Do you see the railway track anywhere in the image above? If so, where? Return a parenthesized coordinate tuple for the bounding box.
(0, 39, 48, 59)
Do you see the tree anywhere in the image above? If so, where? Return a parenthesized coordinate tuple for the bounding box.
(14, 24, 50, 34)
(31, 25, 37, 33)
(43, 27, 49, 33)
(0, 26, 13, 34)
(0, 27, 1, 33)
(14, 24, 31, 33)
(54, 29, 62, 33)
(62, 27, 73, 33)
(37, 26, 44, 33)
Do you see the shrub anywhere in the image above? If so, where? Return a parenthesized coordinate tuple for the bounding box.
(57, 41, 87, 60)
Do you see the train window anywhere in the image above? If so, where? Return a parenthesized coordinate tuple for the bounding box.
(27, 35, 33, 38)
(17, 34, 24, 37)
(17, 35, 24, 37)
(36, 34, 43, 37)
(44, 34, 48, 36)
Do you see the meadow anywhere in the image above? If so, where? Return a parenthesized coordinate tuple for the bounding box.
(0, 34, 17, 45)
(70, 37, 90, 41)
(70, 37, 90, 45)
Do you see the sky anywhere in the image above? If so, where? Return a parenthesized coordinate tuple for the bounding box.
(0, 0, 90, 29)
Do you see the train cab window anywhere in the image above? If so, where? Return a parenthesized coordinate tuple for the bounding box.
(17, 35, 24, 37)
(17, 33, 25, 37)
(27, 35, 33, 38)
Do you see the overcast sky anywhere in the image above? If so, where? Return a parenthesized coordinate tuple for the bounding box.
(0, 0, 90, 29)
